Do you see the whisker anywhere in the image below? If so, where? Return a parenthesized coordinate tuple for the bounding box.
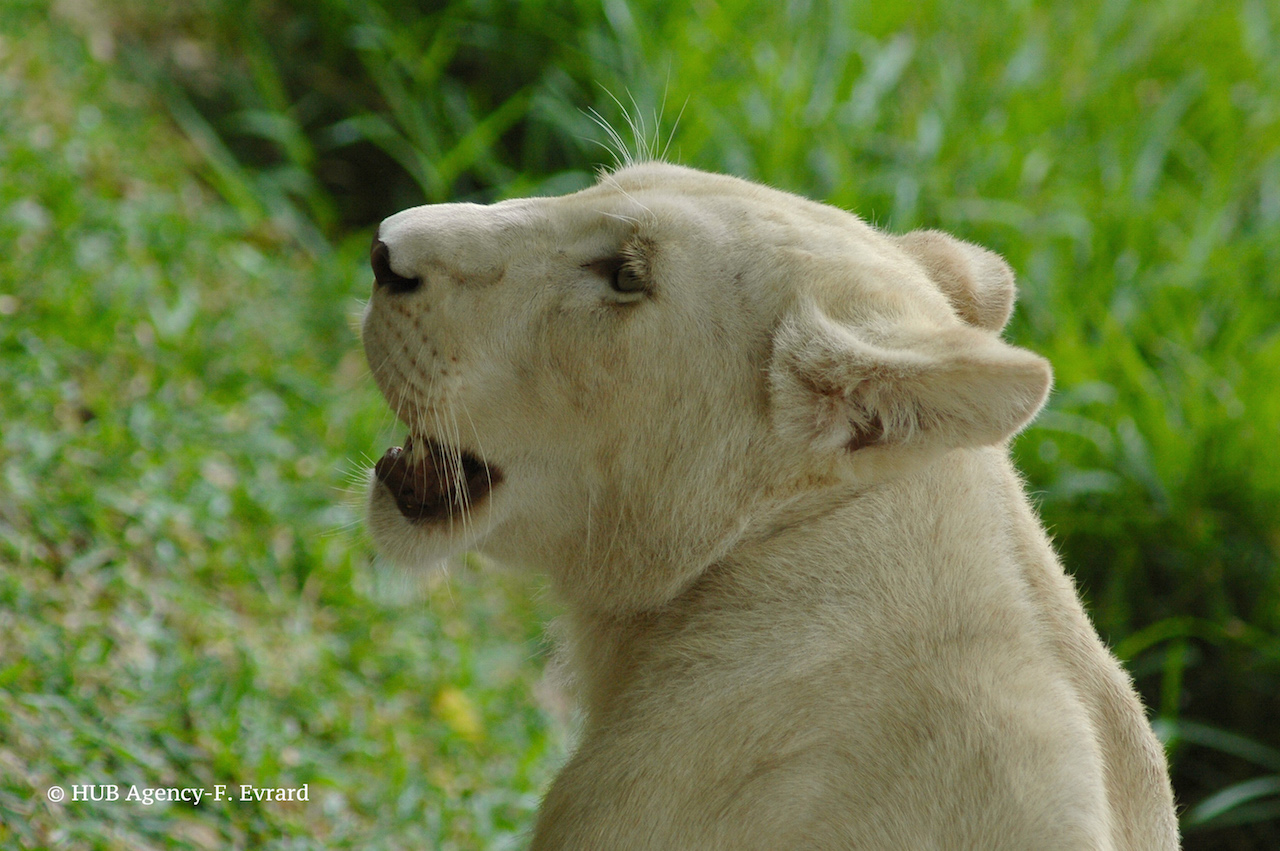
(600, 210, 642, 225)
(585, 105, 631, 168)
(458, 400, 499, 542)
(661, 96, 689, 164)
(622, 87, 649, 162)
(584, 486, 594, 564)
(597, 172, 656, 220)
(446, 407, 474, 540)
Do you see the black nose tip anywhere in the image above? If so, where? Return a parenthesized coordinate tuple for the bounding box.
(371, 237, 422, 294)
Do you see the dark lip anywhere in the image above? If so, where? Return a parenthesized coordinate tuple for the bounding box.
(374, 435, 502, 523)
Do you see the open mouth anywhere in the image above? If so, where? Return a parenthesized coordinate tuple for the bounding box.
(374, 435, 501, 523)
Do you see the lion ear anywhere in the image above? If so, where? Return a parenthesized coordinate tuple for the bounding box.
(769, 305, 1051, 457)
(895, 229, 1016, 332)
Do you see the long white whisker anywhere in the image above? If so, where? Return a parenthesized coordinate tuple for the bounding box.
(600, 210, 642, 225)
(586, 105, 631, 168)
(457, 401, 498, 542)
(661, 96, 689, 164)
(596, 172, 655, 220)
(584, 486, 594, 564)
(580, 134, 627, 167)
(429, 404, 452, 536)
(623, 87, 649, 161)
(602, 90, 638, 164)
(602, 489, 627, 571)
(450, 410, 472, 541)
(654, 76, 668, 159)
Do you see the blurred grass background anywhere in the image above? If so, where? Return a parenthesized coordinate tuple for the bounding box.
(2, 0, 1277, 847)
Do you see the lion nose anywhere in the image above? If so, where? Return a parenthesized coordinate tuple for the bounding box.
(371, 237, 422, 294)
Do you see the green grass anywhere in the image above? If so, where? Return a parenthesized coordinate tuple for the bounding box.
(0, 7, 565, 849)
(3, 0, 1279, 847)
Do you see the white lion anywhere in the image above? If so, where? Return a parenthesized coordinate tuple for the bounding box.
(361, 162, 1179, 849)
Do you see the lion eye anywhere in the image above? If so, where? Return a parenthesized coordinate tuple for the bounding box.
(611, 264, 645, 294)
(585, 257, 647, 299)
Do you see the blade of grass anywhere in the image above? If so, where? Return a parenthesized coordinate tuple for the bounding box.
(1186, 775, 1280, 828)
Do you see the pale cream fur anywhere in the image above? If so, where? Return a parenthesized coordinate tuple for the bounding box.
(361, 162, 1179, 849)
